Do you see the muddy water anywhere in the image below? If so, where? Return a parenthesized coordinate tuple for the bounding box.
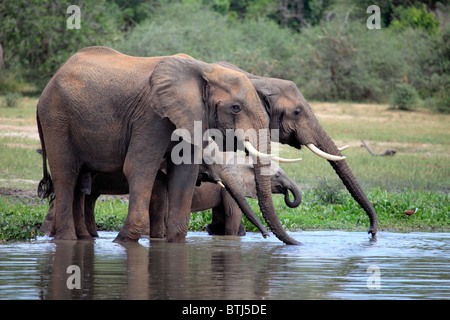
(0, 231, 449, 300)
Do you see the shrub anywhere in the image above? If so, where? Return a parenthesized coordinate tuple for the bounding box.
(389, 83, 420, 110)
(1, 92, 23, 108)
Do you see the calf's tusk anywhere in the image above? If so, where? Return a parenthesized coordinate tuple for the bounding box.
(306, 143, 346, 161)
(338, 145, 349, 151)
(217, 181, 225, 188)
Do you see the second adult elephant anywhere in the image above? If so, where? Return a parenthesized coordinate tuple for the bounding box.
(216, 61, 379, 237)
(36, 46, 297, 243)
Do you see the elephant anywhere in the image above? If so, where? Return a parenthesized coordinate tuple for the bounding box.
(214, 61, 378, 237)
(40, 152, 301, 238)
(36, 46, 299, 244)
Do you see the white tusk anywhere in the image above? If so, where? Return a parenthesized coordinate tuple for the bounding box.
(272, 156, 302, 163)
(217, 181, 225, 188)
(338, 145, 349, 151)
(306, 144, 346, 161)
(243, 141, 274, 159)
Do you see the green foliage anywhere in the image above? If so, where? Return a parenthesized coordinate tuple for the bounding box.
(0, 0, 122, 87)
(391, 4, 440, 35)
(94, 199, 128, 231)
(0, 198, 48, 242)
(1, 92, 23, 108)
(389, 83, 420, 110)
(0, 0, 449, 112)
(311, 178, 347, 205)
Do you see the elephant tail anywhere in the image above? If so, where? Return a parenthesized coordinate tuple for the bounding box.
(36, 113, 54, 201)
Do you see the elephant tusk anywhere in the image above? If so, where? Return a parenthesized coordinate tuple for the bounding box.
(217, 181, 225, 188)
(272, 155, 302, 163)
(243, 141, 274, 159)
(244, 141, 301, 162)
(338, 145, 349, 151)
(306, 144, 346, 161)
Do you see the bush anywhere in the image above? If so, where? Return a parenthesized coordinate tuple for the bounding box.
(389, 83, 420, 110)
(0, 198, 47, 242)
(2, 92, 23, 108)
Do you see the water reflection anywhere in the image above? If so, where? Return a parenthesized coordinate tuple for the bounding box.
(1, 231, 449, 300)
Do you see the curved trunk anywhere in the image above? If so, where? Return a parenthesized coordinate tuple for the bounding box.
(218, 166, 270, 238)
(253, 130, 300, 245)
(316, 129, 378, 236)
(284, 184, 302, 208)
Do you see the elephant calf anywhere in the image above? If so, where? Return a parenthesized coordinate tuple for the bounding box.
(40, 153, 301, 238)
(190, 153, 302, 236)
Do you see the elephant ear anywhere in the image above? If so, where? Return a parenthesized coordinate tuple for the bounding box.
(149, 56, 215, 143)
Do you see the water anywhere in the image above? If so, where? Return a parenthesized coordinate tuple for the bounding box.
(0, 231, 449, 300)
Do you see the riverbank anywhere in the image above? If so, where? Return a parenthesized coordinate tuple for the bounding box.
(1, 97, 449, 242)
(1, 186, 448, 242)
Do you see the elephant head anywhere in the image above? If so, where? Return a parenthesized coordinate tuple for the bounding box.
(215, 62, 378, 237)
(149, 57, 300, 244)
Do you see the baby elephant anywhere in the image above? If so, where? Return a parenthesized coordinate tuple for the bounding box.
(192, 153, 302, 236)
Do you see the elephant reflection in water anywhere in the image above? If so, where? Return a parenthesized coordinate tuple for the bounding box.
(40, 151, 302, 239)
(39, 238, 275, 299)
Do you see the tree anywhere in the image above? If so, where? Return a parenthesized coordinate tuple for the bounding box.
(0, 0, 121, 85)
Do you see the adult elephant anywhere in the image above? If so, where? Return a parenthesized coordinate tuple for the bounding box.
(36, 46, 298, 244)
(215, 61, 378, 237)
(40, 152, 272, 240)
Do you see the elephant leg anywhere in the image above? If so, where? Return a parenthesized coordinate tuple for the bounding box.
(84, 193, 100, 237)
(165, 163, 199, 243)
(39, 201, 55, 235)
(73, 187, 92, 239)
(48, 156, 81, 240)
(222, 191, 245, 236)
(149, 171, 168, 238)
(114, 130, 170, 242)
(50, 177, 78, 240)
(207, 206, 226, 235)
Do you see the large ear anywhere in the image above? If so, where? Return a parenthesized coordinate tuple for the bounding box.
(149, 56, 214, 140)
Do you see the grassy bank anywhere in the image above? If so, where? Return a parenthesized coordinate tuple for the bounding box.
(0, 97, 449, 242)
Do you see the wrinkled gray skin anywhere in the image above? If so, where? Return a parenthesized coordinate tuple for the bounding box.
(215, 61, 378, 237)
(40, 153, 301, 238)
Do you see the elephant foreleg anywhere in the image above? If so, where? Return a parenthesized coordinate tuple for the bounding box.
(149, 171, 168, 238)
(84, 193, 100, 237)
(165, 163, 199, 243)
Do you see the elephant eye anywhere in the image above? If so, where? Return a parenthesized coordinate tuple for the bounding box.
(231, 104, 241, 114)
(294, 109, 301, 116)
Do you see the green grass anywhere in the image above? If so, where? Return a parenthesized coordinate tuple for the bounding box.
(0, 98, 449, 241)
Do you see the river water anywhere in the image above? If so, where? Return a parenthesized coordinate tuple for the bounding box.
(0, 231, 449, 300)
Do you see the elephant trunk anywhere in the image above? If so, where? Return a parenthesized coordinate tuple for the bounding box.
(315, 128, 378, 237)
(217, 165, 270, 238)
(284, 184, 302, 208)
(253, 129, 300, 245)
